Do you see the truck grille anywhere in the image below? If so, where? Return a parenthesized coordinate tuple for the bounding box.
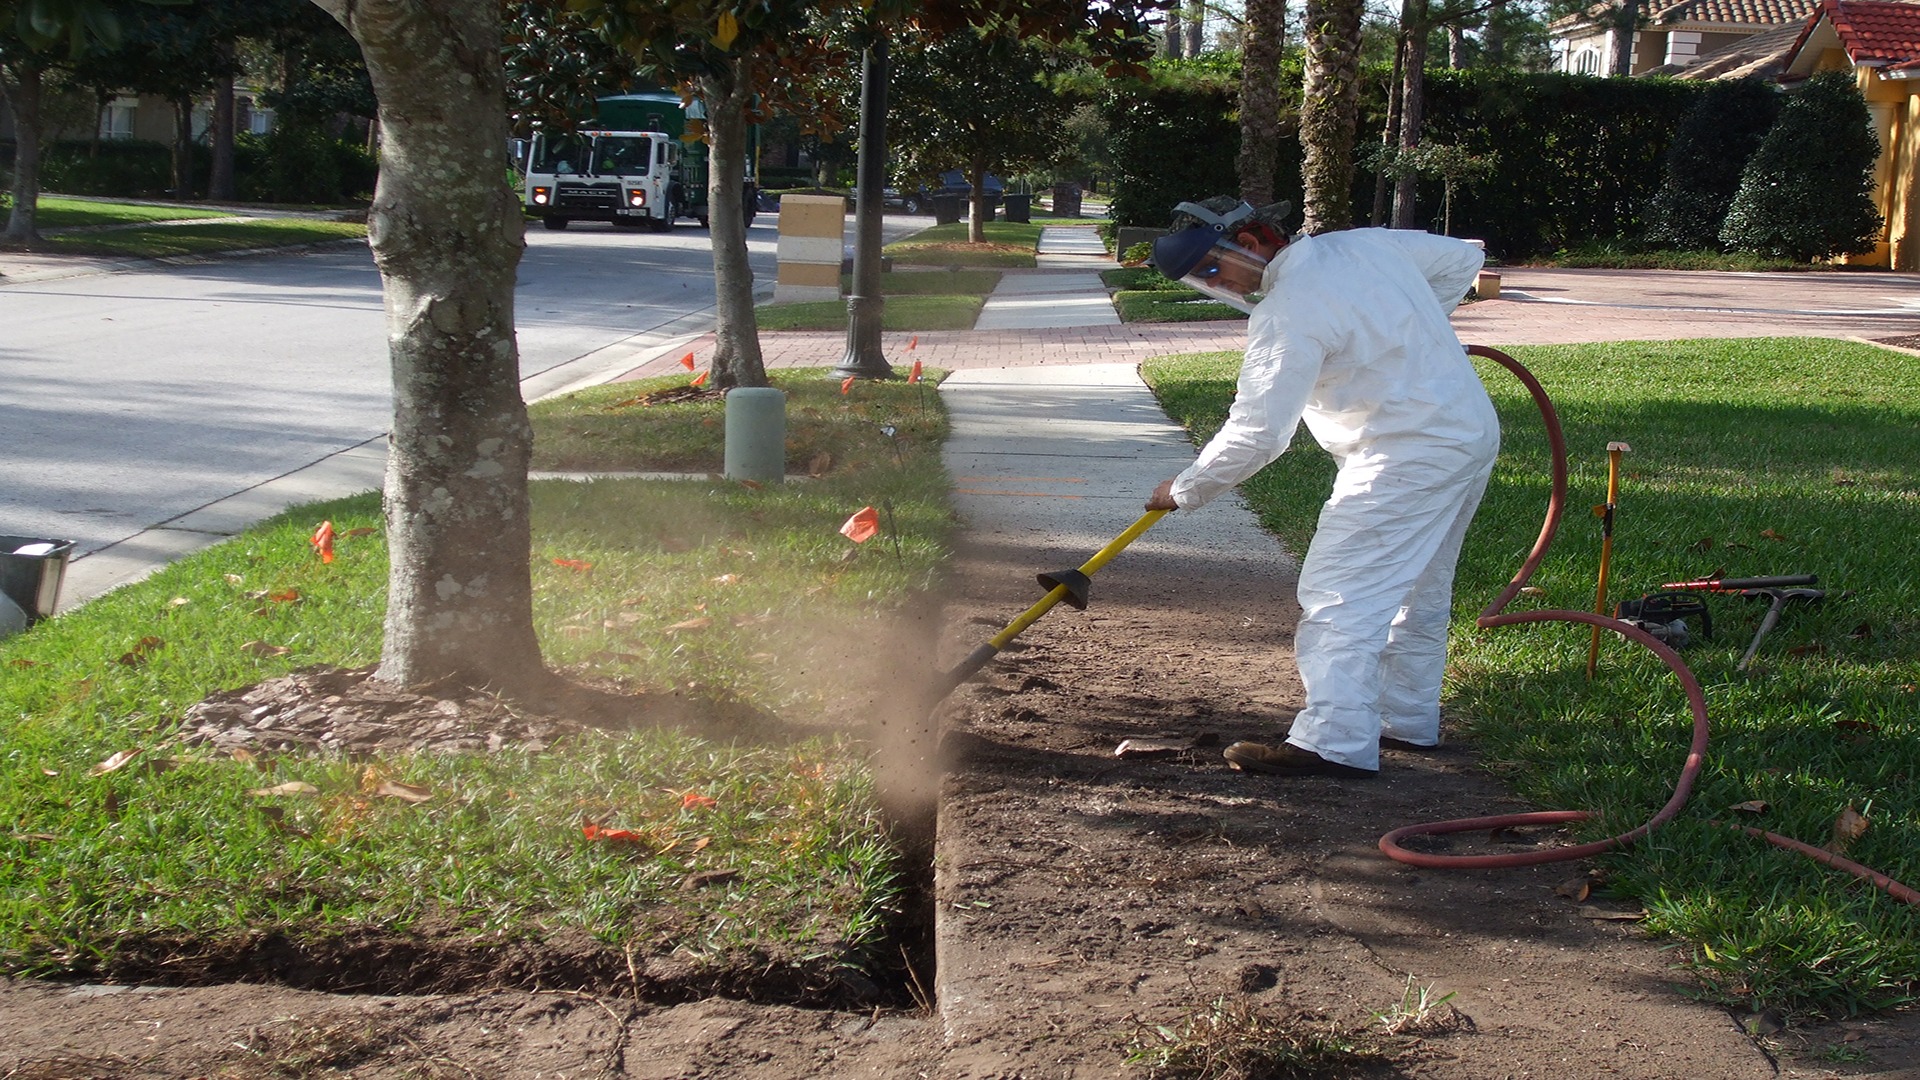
(555, 182, 620, 211)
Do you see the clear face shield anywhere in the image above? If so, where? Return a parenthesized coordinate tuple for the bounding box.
(1151, 227, 1273, 315)
(1178, 237, 1271, 314)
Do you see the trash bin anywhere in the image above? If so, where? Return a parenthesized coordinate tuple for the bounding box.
(932, 194, 962, 225)
(1051, 183, 1082, 218)
(1003, 193, 1031, 223)
(0, 534, 74, 634)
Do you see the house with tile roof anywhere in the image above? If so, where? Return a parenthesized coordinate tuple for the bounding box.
(1552, 0, 1817, 75)
(1776, 0, 1920, 267)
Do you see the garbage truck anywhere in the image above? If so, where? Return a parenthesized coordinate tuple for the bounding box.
(520, 90, 756, 232)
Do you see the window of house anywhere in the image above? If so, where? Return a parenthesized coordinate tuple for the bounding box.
(99, 96, 136, 140)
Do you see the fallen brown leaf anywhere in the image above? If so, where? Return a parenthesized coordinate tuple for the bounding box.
(1577, 906, 1646, 921)
(1729, 800, 1769, 815)
(240, 640, 291, 658)
(1787, 643, 1826, 658)
(167, 597, 191, 608)
(8, 659, 36, 669)
(1553, 876, 1592, 902)
(709, 573, 740, 585)
(1829, 806, 1870, 853)
(373, 780, 433, 804)
(224, 573, 245, 585)
(1849, 622, 1873, 640)
(250, 781, 320, 797)
(807, 451, 834, 477)
(664, 617, 713, 633)
(1759, 528, 1786, 541)
(267, 588, 301, 603)
(345, 526, 377, 538)
(115, 636, 167, 666)
(89, 748, 144, 776)
(1690, 537, 1716, 552)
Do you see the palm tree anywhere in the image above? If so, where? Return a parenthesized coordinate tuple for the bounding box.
(1299, 0, 1363, 233)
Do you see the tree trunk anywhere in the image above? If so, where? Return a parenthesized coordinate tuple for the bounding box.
(1483, 0, 1508, 65)
(1371, 33, 1405, 226)
(310, 0, 546, 697)
(1392, 5, 1428, 229)
(967, 162, 987, 244)
(1238, 0, 1286, 208)
(1300, 0, 1363, 234)
(172, 96, 195, 199)
(1186, 0, 1204, 54)
(210, 63, 237, 202)
(699, 62, 768, 390)
(1447, 23, 1466, 68)
(1610, 0, 1641, 76)
(1165, 6, 1183, 58)
(2, 61, 45, 245)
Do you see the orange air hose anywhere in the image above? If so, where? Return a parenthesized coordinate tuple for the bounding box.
(1376, 346, 1920, 907)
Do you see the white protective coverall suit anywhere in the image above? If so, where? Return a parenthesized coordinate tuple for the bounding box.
(1167, 228, 1498, 773)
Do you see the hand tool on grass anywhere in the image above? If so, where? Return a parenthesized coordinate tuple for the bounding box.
(1586, 441, 1630, 679)
(1735, 586, 1825, 671)
(929, 509, 1168, 703)
(1660, 573, 1818, 592)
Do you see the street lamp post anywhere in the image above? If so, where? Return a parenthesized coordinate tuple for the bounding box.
(833, 35, 897, 381)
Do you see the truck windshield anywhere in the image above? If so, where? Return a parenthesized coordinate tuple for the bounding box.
(531, 134, 589, 176)
(590, 137, 651, 177)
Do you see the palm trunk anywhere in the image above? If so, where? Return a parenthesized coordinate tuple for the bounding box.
(699, 61, 768, 390)
(210, 63, 237, 201)
(1300, 0, 1364, 234)
(1238, 0, 1286, 207)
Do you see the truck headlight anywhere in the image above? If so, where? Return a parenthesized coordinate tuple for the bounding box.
(627, 190, 647, 208)
(531, 186, 550, 206)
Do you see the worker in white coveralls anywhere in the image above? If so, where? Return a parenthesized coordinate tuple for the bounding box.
(1144, 198, 1498, 779)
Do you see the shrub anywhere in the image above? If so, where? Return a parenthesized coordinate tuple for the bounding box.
(235, 127, 376, 205)
(1646, 78, 1780, 250)
(34, 140, 184, 198)
(1720, 71, 1880, 261)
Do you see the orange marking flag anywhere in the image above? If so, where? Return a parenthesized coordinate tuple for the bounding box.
(690, 370, 709, 387)
(841, 375, 856, 395)
(908, 359, 923, 383)
(679, 352, 696, 370)
(309, 521, 335, 564)
(839, 506, 880, 543)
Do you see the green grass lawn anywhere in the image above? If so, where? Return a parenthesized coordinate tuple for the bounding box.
(22, 196, 238, 229)
(752, 269, 1002, 333)
(1144, 338, 1920, 1019)
(1102, 267, 1247, 323)
(39, 218, 367, 259)
(884, 221, 1042, 268)
(0, 372, 949, 995)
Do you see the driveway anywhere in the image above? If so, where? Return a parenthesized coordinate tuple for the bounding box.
(1454, 266, 1920, 344)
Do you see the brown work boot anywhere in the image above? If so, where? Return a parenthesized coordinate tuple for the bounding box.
(1222, 741, 1377, 778)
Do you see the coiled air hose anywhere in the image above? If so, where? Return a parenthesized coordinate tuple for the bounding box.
(1377, 346, 1920, 907)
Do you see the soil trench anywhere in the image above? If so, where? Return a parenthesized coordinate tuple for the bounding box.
(8, 508, 1920, 1077)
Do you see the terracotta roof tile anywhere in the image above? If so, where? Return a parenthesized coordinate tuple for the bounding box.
(1651, 0, 1817, 25)
(1820, 0, 1920, 60)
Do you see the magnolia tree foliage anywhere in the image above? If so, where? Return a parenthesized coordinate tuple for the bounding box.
(887, 21, 1074, 242)
(1720, 71, 1880, 262)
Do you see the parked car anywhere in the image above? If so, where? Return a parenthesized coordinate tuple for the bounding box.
(850, 172, 1004, 215)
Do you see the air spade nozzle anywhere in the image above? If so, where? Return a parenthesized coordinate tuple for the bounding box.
(929, 509, 1168, 704)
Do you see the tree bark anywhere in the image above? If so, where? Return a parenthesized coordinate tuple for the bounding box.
(699, 61, 769, 390)
(1238, 0, 1285, 208)
(1392, 1, 1428, 229)
(1165, 6, 1183, 58)
(1300, 0, 1363, 234)
(1483, 0, 1508, 65)
(2, 61, 45, 245)
(1186, 0, 1204, 54)
(309, 0, 546, 696)
(1371, 33, 1405, 227)
(1610, 0, 1641, 76)
(210, 62, 236, 202)
(171, 96, 195, 199)
(967, 161, 988, 244)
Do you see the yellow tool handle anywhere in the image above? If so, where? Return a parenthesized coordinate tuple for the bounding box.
(987, 509, 1168, 649)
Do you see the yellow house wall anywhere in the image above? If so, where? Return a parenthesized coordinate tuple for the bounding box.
(1836, 68, 1919, 270)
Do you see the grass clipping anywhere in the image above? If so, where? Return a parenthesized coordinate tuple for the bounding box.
(1124, 995, 1384, 1079)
